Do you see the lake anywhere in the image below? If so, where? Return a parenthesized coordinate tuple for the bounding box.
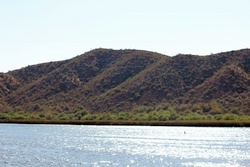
(0, 124, 249, 167)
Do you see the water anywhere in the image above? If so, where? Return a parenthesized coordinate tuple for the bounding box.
(0, 124, 249, 167)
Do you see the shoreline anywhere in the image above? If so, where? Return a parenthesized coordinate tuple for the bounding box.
(0, 119, 250, 127)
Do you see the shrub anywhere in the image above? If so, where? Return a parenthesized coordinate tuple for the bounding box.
(223, 114, 239, 120)
(214, 114, 223, 120)
(162, 103, 169, 110)
(201, 103, 211, 113)
(39, 113, 45, 118)
(191, 103, 202, 112)
(147, 111, 159, 121)
(0, 113, 10, 119)
(99, 113, 115, 120)
(58, 113, 69, 120)
(210, 108, 222, 115)
(206, 114, 214, 120)
(158, 114, 169, 121)
(230, 108, 242, 115)
(117, 112, 128, 120)
(134, 113, 148, 121)
(183, 112, 206, 120)
(74, 109, 90, 120)
(169, 111, 179, 120)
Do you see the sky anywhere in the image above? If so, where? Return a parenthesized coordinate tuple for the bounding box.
(0, 0, 249, 72)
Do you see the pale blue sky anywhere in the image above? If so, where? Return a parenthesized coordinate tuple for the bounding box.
(0, 0, 249, 72)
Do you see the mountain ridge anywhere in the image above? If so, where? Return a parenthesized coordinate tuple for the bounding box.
(1, 48, 250, 115)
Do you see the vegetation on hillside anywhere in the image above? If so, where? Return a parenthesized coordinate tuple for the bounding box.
(0, 102, 250, 122)
(0, 48, 250, 123)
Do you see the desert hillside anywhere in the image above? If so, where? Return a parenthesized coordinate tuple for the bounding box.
(0, 48, 249, 116)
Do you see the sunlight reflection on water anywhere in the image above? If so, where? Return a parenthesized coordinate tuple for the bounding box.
(0, 124, 249, 166)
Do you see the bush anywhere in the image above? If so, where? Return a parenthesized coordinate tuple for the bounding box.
(223, 114, 239, 120)
(117, 112, 128, 120)
(230, 108, 242, 115)
(147, 111, 159, 121)
(39, 113, 45, 118)
(58, 113, 69, 120)
(161, 103, 169, 110)
(214, 114, 223, 120)
(206, 114, 214, 120)
(0, 113, 10, 119)
(133, 113, 148, 121)
(98, 113, 115, 120)
(169, 111, 179, 120)
(74, 109, 90, 120)
(201, 103, 211, 113)
(157, 110, 171, 121)
(210, 108, 222, 115)
(182, 112, 206, 120)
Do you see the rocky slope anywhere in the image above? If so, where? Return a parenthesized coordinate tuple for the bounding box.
(1, 48, 249, 114)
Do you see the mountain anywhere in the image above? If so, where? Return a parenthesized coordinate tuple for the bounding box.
(0, 48, 250, 115)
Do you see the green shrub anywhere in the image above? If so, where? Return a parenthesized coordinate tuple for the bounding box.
(74, 109, 90, 120)
(0, 113, 10, 119)
(223, 114, 239, 120)
(147, 112, 158, 121)
(98, 113, 115, 120)
(58, 113, 69, 120)
(39, 113, 45, 118)
(169, 111, 179, 120)
(214, 114, 223, 120)
(182, 112, 205, 120)
(206, 114, 214, 120)
(230, 108, 243, 115)
(210, 109, 222, 115)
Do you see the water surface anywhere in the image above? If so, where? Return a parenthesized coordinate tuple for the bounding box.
(0, 124, 249, 166)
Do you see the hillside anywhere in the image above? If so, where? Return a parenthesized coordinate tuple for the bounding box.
(0, 48, 250, 118)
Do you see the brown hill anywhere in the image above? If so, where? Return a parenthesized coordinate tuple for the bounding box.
(1, 48, 250, 114)
(0, 73, 20, 98)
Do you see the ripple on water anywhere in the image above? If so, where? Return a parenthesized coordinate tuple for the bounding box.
(0, 124, 249, 167)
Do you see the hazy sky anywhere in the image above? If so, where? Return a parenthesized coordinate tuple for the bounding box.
(0, 0, 249, 72)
